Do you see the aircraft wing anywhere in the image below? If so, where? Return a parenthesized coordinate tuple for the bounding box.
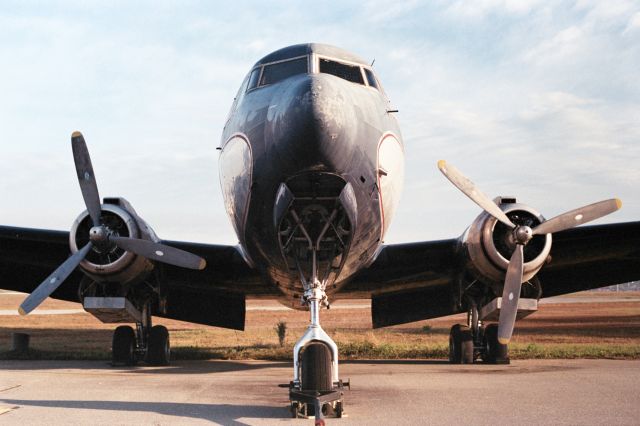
(0, 225, 270, 330)
(341, 221, 640, 328)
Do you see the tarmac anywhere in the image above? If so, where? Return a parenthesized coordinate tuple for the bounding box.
(0, 359, 638, 425)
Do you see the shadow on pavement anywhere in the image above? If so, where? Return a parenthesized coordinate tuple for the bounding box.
(0, 359, 290, 374)
(0, 399, 289, 425)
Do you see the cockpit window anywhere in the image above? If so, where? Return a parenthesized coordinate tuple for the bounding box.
(259, 57, 308, 87)
(247, 68, 261, 90)
(364, 68, 379, 90)
(319, 59, 364, 85)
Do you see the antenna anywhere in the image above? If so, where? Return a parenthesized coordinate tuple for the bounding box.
(370, 58, 376, 67)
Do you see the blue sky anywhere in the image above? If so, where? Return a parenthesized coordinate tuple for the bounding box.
(1, 1, 638, 244)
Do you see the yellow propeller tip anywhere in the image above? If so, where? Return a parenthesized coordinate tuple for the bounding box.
(615, 198, 622, 209)
(198, 259, 207, 270)
(71, 131, 83, 138)
(18, 307, 27, 316)
(498, 337, 510, 345)
(437, 159, 447, 170)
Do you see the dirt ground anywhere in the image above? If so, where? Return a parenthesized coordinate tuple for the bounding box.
(1, 292, 639, 358)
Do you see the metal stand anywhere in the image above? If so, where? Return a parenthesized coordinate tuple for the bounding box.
(290, 384, 348, 421)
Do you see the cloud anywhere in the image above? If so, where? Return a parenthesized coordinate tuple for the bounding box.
(624, 11, 640, 33)
(443, 0, 543, 20)
(361, 0, 422, 24)
(521, 26, 584, 64)
(0, 1, 638, 244)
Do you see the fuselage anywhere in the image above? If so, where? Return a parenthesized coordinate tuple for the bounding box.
(219, 44, 404, 302)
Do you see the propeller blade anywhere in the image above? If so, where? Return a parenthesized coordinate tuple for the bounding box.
(532, 198, 622, 236)
(71, 131, 102, 227)
(438, 160, 516, 229)
(110, 236, 206, 270)
(497, 244, 524, 344)
(19, 243, 93, 315)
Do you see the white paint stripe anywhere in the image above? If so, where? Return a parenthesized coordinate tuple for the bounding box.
(0, 309, 86, 316)
(0, 406, 18, 416)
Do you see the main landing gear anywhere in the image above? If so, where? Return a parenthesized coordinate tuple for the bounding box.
(83, 295, 170, 366)
(111, 302, 170, 366)
(289, 286, 348, 424)
(448, 304, 510, 364)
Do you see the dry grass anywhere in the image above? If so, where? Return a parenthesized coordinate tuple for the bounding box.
(1, 292, 639, 360)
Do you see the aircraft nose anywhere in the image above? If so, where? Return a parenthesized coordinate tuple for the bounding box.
(264, 73, 359, 173)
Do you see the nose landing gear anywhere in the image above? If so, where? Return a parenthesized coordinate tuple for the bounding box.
(289, 286, 349, 422)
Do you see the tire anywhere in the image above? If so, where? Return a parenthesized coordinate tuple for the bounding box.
(146, 325, 170, 366)
(449, 324, 474, 364)
(483, 323, 509, 364)
(301, 342, 332, 392)
(112, 325, 136, 366)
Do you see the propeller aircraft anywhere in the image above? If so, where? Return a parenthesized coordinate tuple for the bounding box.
(1, 43, 639, 422)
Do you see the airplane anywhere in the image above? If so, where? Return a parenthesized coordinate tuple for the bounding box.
(1, 43, 639, 422)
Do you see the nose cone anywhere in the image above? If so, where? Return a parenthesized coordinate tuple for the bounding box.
(264, 73, 359, 174)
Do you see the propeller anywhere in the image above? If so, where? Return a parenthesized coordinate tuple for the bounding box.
(19, 131, 206, 315)
(437, 160, 621, 344)
(19, 243, 93, 315)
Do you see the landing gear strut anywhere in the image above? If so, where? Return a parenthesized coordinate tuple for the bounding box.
(290, 285, 348, 422)
(111, 302, 170, 366)
(276, 178, 356, 421)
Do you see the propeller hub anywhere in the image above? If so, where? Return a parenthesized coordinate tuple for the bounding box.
(514, 226, 533, 245)
(89, 226, 109, 244)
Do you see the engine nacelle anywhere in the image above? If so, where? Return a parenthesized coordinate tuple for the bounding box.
(69, 198, 155, 285)
(462, 197, 552, 285)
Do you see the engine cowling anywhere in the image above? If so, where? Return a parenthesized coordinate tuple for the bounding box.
(462, 197, 552, 284)
(69, 199, 154, 285)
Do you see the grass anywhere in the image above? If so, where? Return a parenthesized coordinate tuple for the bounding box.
(508, 343, 640, 360)
(1, 293, 639, 361)
(2, 340, 639, 362)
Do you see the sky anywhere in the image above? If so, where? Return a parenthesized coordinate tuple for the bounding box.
(0, 1, 638, 245)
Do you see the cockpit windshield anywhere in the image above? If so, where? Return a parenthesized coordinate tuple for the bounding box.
(259, 57, 308, 87)
(245, 53, 382, 93)
(319, 58, 364, 85)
